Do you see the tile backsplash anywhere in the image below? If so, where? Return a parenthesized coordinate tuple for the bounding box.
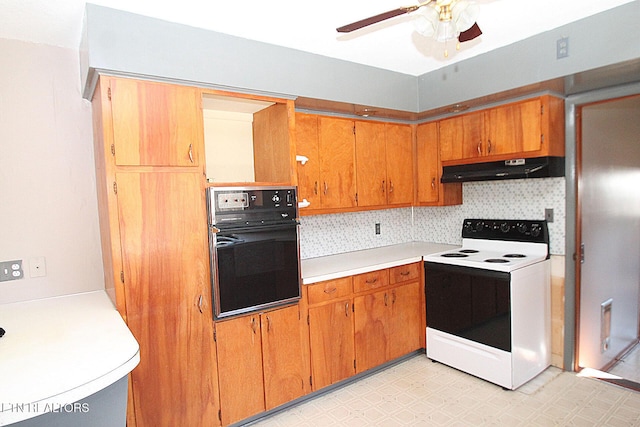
(299, 177, 566, 259)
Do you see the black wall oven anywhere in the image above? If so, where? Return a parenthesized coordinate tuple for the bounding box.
(207, 186, 301, 319)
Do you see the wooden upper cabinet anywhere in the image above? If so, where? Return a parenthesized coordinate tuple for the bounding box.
(416, 122, 462, 206)
(384, 123, 414, 206)
(485, 98, 543, 156)
(109, 78, 200, 167)
(355, 120, 387, 207)
(318, 116, 357, 209)
(440, 95, 564, 165)
(440, 110, 485, 162)
(416, 122, 441, 204)
(295, 113, 321, 208)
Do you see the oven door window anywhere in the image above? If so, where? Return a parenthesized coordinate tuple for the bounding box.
(214, 225, 300, 318)
(425, 262, 511, 352)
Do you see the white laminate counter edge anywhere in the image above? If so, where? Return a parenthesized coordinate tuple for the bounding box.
(301, 242, 459, 285)
(0, 291, 140, 426)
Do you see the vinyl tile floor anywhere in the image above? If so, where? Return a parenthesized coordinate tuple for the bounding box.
(249, 354, 640, 426)
(609, 344, 640, 384)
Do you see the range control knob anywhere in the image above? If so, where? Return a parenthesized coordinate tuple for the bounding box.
(517, 223, 528, 234)
(475, 221, 484, 232)
(531, 224, 541, 237)
(272, 194, 281, 203)
(500, 222, 510, 233)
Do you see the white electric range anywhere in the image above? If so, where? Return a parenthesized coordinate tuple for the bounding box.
(423, 219, 551, 390)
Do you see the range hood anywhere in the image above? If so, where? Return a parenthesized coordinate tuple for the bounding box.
(441, 156, 565, 183)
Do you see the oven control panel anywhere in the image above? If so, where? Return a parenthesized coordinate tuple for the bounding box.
(208, 186, 298, 227)
(462, 219, 548, 243)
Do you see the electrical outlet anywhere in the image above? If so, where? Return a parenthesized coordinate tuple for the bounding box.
(545, 208, 554, 223)
(557, 37, 569, 59)
(375, 223, 381, 235)
(0, 260, 24, 282)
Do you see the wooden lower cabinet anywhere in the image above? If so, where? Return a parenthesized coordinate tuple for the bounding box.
(308, 298, 356, 390)
(388, 281, 423, 360)
(354, 273, 423, 373)
(308, 263, 424, 380)
(354, 289, 390, 372)
(215, 304, 309, 425)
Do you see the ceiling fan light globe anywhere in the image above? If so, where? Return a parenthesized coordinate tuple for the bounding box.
(435, 20, 458, 42)
(452, 1, 479, 32)
(412, 6, 439, 37)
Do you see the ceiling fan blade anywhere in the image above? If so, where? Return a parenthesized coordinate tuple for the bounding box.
(458, 22, 482, 42)
(336, 5, 419, 33)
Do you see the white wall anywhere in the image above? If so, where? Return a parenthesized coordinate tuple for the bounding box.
(0, 39, 104, 304)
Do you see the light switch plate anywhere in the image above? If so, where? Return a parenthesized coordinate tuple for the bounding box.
(29, 256, 47, 278)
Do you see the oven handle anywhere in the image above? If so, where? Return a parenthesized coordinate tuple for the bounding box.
(211, 221, 299, 234)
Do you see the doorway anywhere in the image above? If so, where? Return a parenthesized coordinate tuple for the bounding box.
(574, 93, 640, 384)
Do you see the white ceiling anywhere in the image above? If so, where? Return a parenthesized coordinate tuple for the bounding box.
(0, 0, 635, 76)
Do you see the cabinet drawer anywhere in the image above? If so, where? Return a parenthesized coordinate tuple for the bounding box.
(353, 269, 389, 293)
(307, 277, 352, 305)
(390, 263, 421, 284)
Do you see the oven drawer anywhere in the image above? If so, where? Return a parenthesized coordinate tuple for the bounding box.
(307, 277, 352, 305)
(390, 263, 420, 284)
(353, 269, 389, 293)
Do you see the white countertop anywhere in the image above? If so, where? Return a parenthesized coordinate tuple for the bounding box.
(0, 290, 139, 426)
(301, 242, 459, 284)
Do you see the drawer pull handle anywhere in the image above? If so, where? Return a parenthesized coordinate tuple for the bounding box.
(323, 287, 337, 294)
(345, 302, 350, 317)
(384, 293, 389, 306)
(197, 295, 203, 313)
(400, 271, 411, 276)
(365, 278, 378, 284)
(188, 143, 194, 163)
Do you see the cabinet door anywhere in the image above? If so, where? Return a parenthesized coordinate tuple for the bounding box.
(216, 314, 265, 425)
(110, 78, 200, 166)
(355, 121, 387, 207)
(485, 98, 542, 156)
(308, 299, 355, 390)
(439, 111, 484, 162)
(295, 113, 321, 209)
(354, 290, 390, 373)
(416, 122, 440, 203)
(261, 305, 309, 410)
(385, 123, 414, 206)
(318, 117, 356, 208)
(388, 281, 423, 360)
(117, 172, 218, 427)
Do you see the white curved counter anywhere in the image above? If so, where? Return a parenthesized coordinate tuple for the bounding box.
(0, 291, 139, 426)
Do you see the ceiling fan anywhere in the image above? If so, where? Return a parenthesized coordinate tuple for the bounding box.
(337, 0, 482, 45)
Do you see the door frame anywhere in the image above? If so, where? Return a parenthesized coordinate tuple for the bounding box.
(564, 81, 640, 371)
